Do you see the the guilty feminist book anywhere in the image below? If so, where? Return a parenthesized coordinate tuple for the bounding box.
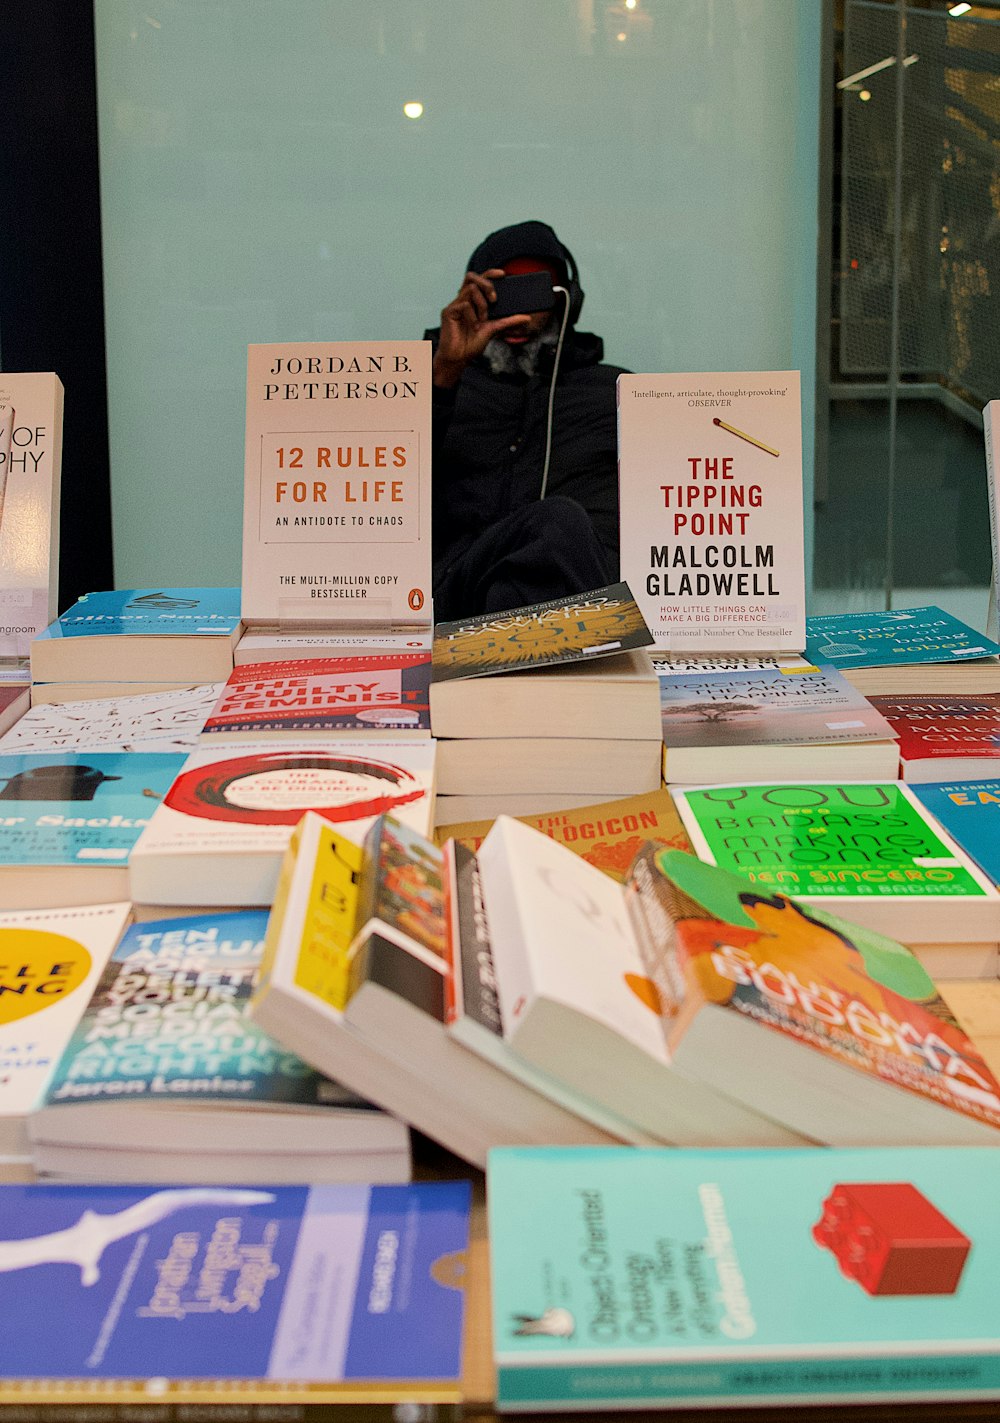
(617, 372, 806, 653)
(242, 342, 432, 630)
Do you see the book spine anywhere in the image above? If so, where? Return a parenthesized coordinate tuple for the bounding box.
(985, 401, 1000, 643)
(0, 403, 13, 527)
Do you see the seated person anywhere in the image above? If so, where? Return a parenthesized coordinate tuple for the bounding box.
(428, 220, 628, 620)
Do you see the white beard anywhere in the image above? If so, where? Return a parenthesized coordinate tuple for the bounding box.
(482, 325, 559, 378)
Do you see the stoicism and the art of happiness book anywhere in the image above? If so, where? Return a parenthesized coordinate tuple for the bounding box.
(618, 371, 806, 654)
(242, 342, 432, 631)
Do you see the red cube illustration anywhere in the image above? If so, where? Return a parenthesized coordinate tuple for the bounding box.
(812, 1181, 971, 1296)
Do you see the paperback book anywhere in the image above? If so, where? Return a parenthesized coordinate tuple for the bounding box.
(30, 910, 411, 1184)
(671, 780, 1000, 944)
(868, 693, 1000, 782)
(655, 656, 898, 783)
(911, 780, 1000, 887)
(235, 627, 432, 664)
(982, 397, 999, 641)
(490, 1146, 1000, 1410)
(0, 751, 187, 908)
(202, 654, 432, 738)
(0, 372, 63, 659)
(241, 340, 433, 628)
(30, 588, 243, 686)
(0, 1180, 470, 1403)
(804, 606, 1000, 672)
(0, 901, 131, 1157)
(0, 684, 221, 755)
(128, 741, 436, 907)
(617, 371, 806, 652)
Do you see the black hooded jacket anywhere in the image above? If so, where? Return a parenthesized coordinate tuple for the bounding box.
(427, 325, 626, 583)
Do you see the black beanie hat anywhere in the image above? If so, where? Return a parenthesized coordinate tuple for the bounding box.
(467, 220, 569, 279)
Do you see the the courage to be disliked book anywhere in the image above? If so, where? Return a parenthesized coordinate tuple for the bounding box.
(431, 582, 653, 683)
(617, 371, 806, 654)
(0, 1180, 470, 1400)
(489, 1145, 1000, 1411)
(804, 606, 1000, 670)
(241, 341, 433, 629)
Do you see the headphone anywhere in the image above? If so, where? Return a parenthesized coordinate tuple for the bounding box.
(556, 238, 585, 326)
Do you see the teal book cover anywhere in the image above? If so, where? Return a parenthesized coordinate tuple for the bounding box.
(44, 911, 360, 1110)
(911, 780, 1000, 886)
(37, 588, 241, 641)
(489, 1146, 1000, 1410)
(804, 606, 1000, 670)
(0, 751, 185, 866)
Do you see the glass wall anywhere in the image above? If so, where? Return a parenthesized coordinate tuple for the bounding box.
(94, 0, 821, 590)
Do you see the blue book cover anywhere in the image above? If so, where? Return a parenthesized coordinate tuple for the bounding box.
(0, 1181, 470, 1393)
(490, 1146, 1000, 1410)
(0, 752, 185, 866)
(911, 780, 1000, 885)
(804, 606, 1000, 670)
(36, 588, 241, 641)
(43, 911, 365, 1112)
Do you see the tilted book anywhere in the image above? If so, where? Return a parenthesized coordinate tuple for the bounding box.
(671, 780, 1000, 944)
(0, 901, 131, 1156)
(0, 1180, 470, 1403)
(0, 372, 62, 659)
(128, 740, 435, 907)
(490, 1146, 1000, 1410)
(804, 605, 1000, 672)
(242, 341, 432, 628)
(31, 910, 410, 1184)
(617, 371, 806, 653)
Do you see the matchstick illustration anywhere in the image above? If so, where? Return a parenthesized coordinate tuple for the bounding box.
(712, 416, 780, 457)
(0, 405, 13, 528)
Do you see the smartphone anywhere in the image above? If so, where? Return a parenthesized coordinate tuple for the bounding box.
(490, 271, 556, 321)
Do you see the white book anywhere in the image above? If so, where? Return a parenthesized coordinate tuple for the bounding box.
(0, 684, 221, 754)
(241, 341, 433, 629)
(0, 373, 62, 659)
(235, 628, 433, 664)
(618, 371, 806, 653)
(0, 901, 131, 1155)
(476, 816, 807, 1147)
(129, 740, 436, 906)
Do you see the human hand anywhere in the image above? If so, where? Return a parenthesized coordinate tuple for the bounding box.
(433, 268, 530, 387)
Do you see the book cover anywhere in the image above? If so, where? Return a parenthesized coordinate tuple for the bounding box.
(128, 742, 435, 906)
(203, 655, 432, 737)
(437, 787, 690, 883)
(617, 371, 806, 653)
(0, 902, 131, 1153)
(869, 693, 1000, 778)
(489, 1145, 1000, 1409)
(241, 341, 433, 628)
(656, 658, 896, 747)
(0, 684, 222, 754)
(911, 781, 1000, 885)
(0, 1180, 470, 1397)
(431, 582, 653, 683)
(0, 373, 62, 658)
(34, 588, 242, 643)
(625, 845, 1000, 1142)
(671, 781, 998, 922)
(0, 751, 187, 868)
(42, 910, 367, 1115)
(804, 606, 1000, 670)
(357, 815, 448, 961)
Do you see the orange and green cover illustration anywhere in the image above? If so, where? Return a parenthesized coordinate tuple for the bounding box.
(437, 787, 690, 882)
(431, 581, 652, 682)
(359, 815, 447, 961)
(626, 848, 1000, 1136)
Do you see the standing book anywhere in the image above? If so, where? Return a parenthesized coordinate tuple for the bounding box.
(30, 910, 411, 1184)
(617, 371, 806, 653)
(0, 372, 62, 659)
(490, 1146, 1000, 1411)
(128, 740, 435, 907)
(671, 779, 1000, 944)
(0, 1180, 470, 1405)
(0, 901, 131, 1159)
(241, 341, 433, 628)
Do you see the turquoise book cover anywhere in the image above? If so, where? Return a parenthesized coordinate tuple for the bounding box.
(489, 1146, 1000, 1410)
(37, 588, 241, 641)
(912, 780, 1000, 885)
(804, 606, 1000, 670)
(0, 751, 186, 866)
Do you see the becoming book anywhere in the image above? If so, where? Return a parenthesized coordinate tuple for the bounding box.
(671, 780, 1000, 945)
(128, 740, 435, 907)
(30, 910, 411, 1185)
